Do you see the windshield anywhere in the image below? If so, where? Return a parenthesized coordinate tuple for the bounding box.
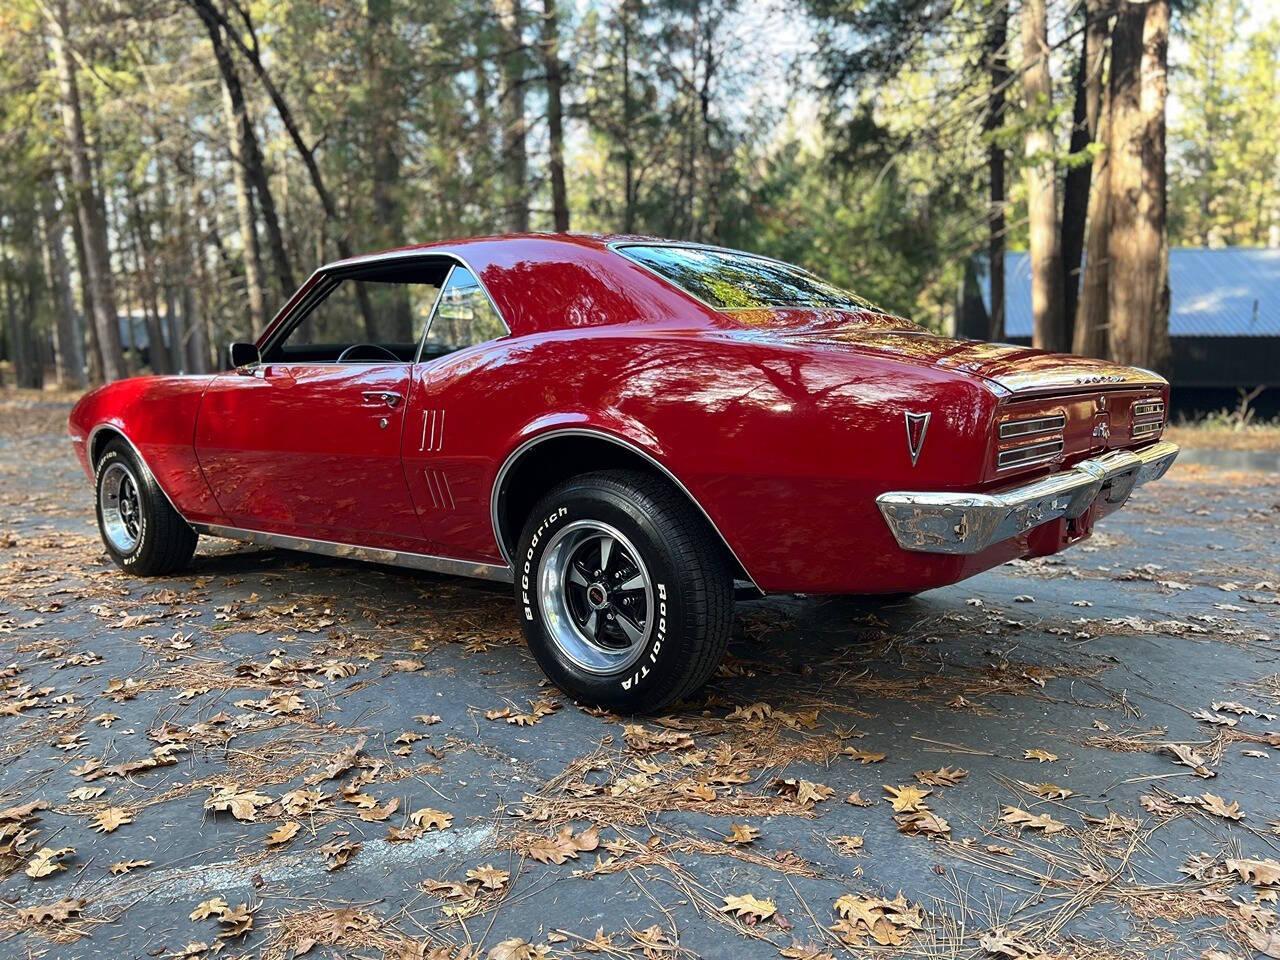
(616, 244, 881, 313)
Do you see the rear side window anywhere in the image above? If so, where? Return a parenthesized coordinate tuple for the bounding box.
(617, 244, 878, 312)
(420, 266, 507, 360)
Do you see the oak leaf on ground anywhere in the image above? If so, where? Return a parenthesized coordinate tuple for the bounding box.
(721, 893, 776, 922)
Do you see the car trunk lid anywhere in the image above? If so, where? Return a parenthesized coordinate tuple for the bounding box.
(717, 311, 1166, 397)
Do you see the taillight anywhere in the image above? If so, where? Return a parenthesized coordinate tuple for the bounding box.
(996, 412, 1066, 471)
(1131, 397, 1165, 439)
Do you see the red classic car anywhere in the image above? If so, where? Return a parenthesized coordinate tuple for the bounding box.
(70, 235, 1178, 710)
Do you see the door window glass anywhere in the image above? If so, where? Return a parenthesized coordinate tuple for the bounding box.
(420, 267, 507, 360)
(268, 262, 450, 363)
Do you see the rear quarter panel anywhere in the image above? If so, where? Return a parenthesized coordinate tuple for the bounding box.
(460, 328, 1002, 593)
(69, 376, 224, 524)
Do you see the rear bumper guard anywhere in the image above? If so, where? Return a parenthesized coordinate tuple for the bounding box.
(876, 440, 1179, 555)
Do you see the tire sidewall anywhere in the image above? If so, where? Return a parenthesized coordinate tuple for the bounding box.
(94, 446, 151, 571)
(516, 484, 688, 709)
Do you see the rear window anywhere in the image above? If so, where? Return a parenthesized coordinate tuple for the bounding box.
(616, 244, 878, 312)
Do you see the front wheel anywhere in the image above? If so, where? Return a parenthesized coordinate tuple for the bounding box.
(514, 470, 734, 712)
(95, 439, 197, 576)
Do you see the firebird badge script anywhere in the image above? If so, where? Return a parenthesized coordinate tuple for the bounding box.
(904, 412, 931, 466)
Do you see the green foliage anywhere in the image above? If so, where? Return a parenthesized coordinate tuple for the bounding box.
(1170, 1, 1280, 247)
(0, 0, 1275, 382)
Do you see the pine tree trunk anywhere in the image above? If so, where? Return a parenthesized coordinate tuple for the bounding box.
(1141, 0, 1171, 373)
(124, 184, 170, 374)
(1060, 0, 1106, 345)
(1072, 0, 1113, 358)
(194, 6, 295, 301)
(1106, 0, 1169, 371)
(194, 0, 373, 331)
(67, 196, 103, 382)
(543, 0, 569, 232)
(47, 0, 128, 382)
(984, 0, 1008, 342)
(496, 0, 530, 232)
(366, 0, 411, 341)
(221, 83, 266, 337)
(3, 259, 32, 389)
(1021, 0, 1067, 353)
(39, 192, 87, 389)
(621, 4, 636, 234)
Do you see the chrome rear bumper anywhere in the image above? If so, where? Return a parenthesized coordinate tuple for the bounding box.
(876, 440, 1179, 555)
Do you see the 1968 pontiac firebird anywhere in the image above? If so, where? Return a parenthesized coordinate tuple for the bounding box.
(70, 234, 1179, 710)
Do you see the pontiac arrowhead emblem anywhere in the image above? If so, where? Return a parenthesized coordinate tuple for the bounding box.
(904, 411, 930, 467)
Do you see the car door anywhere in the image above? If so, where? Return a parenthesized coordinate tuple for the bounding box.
(400, 264, 514, 560)
(195, 263, 448, 548)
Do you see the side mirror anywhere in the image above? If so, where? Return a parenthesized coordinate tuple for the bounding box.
(228, 341, 260, 371)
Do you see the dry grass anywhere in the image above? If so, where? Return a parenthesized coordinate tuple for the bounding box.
(1165, 422, 1280, 452)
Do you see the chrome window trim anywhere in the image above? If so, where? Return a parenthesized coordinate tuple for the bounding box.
(190, 523, 513, 583)
(607, 240, 881, 316)
(489, 426, 762, 594)
(412, 264, 456, 365)
(996, 437, 1065, 471)
(998, 414, 1066, 439)
(257, 250, 510, 362)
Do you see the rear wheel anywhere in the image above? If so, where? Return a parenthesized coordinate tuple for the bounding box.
(95, 439, 197, 576)
(515, 470, 734, 712)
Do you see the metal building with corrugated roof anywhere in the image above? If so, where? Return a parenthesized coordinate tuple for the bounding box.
(974, 247, 1280, 387)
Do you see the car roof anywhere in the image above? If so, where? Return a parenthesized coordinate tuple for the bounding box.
(319, 232, 722, 272)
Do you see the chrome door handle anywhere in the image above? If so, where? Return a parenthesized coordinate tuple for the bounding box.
(362, 391, 403, 408)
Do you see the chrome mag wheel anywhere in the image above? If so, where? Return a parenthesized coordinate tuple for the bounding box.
(100, 460, 143, 553)
(537, 520, 654, 675)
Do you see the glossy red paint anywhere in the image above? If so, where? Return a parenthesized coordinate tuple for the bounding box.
(69, 233, 1172, 594)
(195, 362, 423, 545)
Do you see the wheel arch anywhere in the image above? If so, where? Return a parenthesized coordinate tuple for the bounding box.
(86, 423, 187, 520)
(491, 428, 759, 593)
(88, 423, 128, 468)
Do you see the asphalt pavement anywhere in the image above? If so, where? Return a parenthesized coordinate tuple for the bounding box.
(0, 400, 1277, 959)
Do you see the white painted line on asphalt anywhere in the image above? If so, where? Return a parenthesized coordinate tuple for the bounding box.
(92, 823, 496, 904)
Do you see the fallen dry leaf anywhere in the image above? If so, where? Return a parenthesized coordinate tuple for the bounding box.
(190, 896, 228, 921)
(525, 825, 599, 864)
(915, 766, 967, 787)
(895, 809, 951, 839)
(1198, 793, 1245, 821)
(205, 785, 272, 822)
(1023, 749, 1058, 763)
(1164, 743, 1216, 778)
(218, 902, 256, 938)
(883, 784, 931, 813)
(409, 807, 453, 831)
(92, 807, 132, 833)
(1022, 781, 1073, 800)
(317, 840, 361, 871)
(842, 747, 886, 764)
(773, 778, 834, 806)
(110, 859, 152, 875)
(1000, 806, 1066, 835)
(721, 893, 776, 922)
(25, 846, 74, 879)
(18, 898, 85, 925)
(266, 822, 302, 847)
(467, 864, 510, 890)
(1227, 857, 1280, 887)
